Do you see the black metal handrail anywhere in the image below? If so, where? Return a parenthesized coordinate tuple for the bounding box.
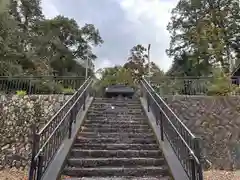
(140, 78, 203, 180)
(28, 77, 93, 180)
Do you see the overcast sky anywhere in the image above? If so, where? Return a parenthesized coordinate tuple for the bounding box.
(41, 0, 178, 72)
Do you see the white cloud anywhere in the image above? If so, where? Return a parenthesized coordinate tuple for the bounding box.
(95, 59, 115, 70)
(41, 0, 59, 19)
(40, 0, 178, 72)
(118, 0, 178, 71)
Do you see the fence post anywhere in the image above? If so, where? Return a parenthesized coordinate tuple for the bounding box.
(28, 124, 39, 180)
(190, 157, 196, 180)
(156, 109, 159, 126)
(147, 94, 150, 112)
(73, 103, 77, 124)
(83, 91, 86, 111)
(159, 111, 164, 141)
(68, 110, 74, 139)
(28, 79, 32, 94)
(36, 153, 44, 180)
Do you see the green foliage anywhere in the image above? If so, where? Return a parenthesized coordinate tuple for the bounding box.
(167, 0, 240, 76)
(101, 67, 134, 87)
(0, 0, 104, 94)
(34, 80, 64, 94)
(207, 76, 236, 96)
(61, 87, 75, 95)
(157, 0, 240, 96)
(123, 44, 164, 83)
(0, 0, 103, 78)
(206, 67, 236, 96)
(124, 44, 148, 82)
(94, 66, 135, 96)
(16, 90, 27, 96)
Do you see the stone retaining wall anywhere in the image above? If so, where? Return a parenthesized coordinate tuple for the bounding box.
(2, 94, 240, 171)
(164, 96, 240, 170)
(0, 95, 70, 170)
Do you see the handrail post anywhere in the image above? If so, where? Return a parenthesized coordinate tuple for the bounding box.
(190, 157, 196, 180)
(73, 101, 77, 124)
(193, 137, 203, 180)
(159, 111, 164, 141)
(83, 91, 86, 111)
(147, 94, 150, 112)
(28, 124, 39, 180)
(36, 153, 44, 180)
(68, 110, 74, 139)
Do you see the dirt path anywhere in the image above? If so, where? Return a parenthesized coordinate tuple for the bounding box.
(2, 169, 240, 180)
(0, 169, 27, 180)
(204, 170, 240, 180)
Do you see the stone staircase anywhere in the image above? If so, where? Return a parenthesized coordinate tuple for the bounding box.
(60, 98, 172, 180)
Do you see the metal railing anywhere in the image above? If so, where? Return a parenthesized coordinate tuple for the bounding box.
(28, 77, 93, 180)
(0, 76, 85, 94)
(150, 76, 240, 95)
(140, 78, 203, 180)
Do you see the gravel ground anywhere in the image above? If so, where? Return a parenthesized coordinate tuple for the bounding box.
(204, 170, 240, 180)
(1, 169, 240, 180)
(0, 169, 27, 180)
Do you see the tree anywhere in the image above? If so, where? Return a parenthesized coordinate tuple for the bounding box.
(144, 62, 165, 82)
(167, 0, 240, 76)
(93, 66, 135, 96)
(35, 16, 103, 76)
(0, 0, 26, 76)
(0, 0, 103, 77)
(166, 51, 205, 77)
(124, 44, 148, 81)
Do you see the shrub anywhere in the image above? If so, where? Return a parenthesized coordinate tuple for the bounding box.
(207, 76, 237, 96)
(34, 80, 64, 94)
(16, 90, 27, 96)
(231, 85, 240, 95)
(61, 87, 75, 95)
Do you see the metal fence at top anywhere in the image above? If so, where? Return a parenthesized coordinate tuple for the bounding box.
(0, 76, 86, 95)
(150, 76, 240, 96)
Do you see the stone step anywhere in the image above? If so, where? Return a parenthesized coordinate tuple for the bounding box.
(88, 110, 144, 116)
(87, 111, 144, 116)
(91, 103, 142, 108)
(83, 119, 148, 125)
(78, 132, 154, 139)
(84, 116, 147, 121)
(79, 127, 152, 133)
(79, 127, 153, 133)
(90, 106, 143, 110)
(89, 108, 143, 113)
(93, 98, 140, 103)
(73, 143, 159, 150)
(63, 166, 169, 177)
(91, 102, 142, 106)
(67, 157, 165, 168)
(75, 137, 157, 144)
(86, 114, 147, 120)
(60, 97, 171, 179)
(61, 177, 172, 180)
(83, 124, 150, 129)
(70, 149, 162, 158)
